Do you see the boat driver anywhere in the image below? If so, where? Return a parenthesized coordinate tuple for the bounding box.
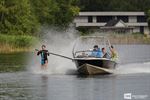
(91, 45, 102, 58)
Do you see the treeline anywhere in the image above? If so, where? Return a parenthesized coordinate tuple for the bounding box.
(0, 0, 79, 35)
(1, 0, 150, 36)
(78, 0, 150, 12)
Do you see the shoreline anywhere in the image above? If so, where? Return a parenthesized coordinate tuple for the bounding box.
(107, 34, 150, 44)
(0, 33, 150, 53)
(0, 46, 32, 54)
(0, 34, 39, 53)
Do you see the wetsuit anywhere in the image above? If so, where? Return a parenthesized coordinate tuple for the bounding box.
(37, 50, 49, 65)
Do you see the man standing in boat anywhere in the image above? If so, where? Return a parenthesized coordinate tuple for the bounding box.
(109, 45, 118, 61)
(37, 45, 49, 69)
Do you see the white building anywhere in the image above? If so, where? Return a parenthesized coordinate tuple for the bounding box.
(74, 12, 149, 34)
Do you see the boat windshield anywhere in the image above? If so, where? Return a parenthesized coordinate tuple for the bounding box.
(72, 36, 111, 58)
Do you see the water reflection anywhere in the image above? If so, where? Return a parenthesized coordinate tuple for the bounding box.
(41, 75, 48, 100)
(72, 75, 117, 100)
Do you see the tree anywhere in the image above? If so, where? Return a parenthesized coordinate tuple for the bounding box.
(53, 0, 79, 27)
(0, 0, 39, 35)
(30, 0, 58, 25)
(30, 0, 79, 27)
(78, 0, 150, 11)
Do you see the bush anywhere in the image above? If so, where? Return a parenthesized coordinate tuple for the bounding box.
(0, 34, 39, 48)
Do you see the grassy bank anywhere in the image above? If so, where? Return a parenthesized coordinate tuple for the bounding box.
(0, 33, 150, 53)
(81, 32, 150, 44)
(0, 34, 39, 53)
(107, 33, 150, 44)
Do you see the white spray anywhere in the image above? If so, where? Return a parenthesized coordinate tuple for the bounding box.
(29, 26, 79, 75)
(114, 62, 150, 74)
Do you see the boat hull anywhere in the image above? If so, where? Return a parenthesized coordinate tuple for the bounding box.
(74, 58, 117, 75)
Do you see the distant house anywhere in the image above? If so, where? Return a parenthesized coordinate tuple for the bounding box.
(100, 19, 134, 33)
(74, 12, 149, 34)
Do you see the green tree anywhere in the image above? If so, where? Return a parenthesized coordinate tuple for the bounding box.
(30, 0, 79, 28)
(78, 0, 150, 11)
(53, 0, 79, 27)
(0, 0, 39, 35)
(30, 0, 58, 25)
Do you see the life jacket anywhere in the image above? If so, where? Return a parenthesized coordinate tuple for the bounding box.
(111, 50, 118, 61)
(91, 48, 102, 58)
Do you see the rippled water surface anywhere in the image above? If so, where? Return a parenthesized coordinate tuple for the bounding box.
(0, 45, 150, 100)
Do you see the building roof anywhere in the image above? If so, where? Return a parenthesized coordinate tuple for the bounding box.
(105, 19, 127, 27)
(105, 19, 119, 26)
(79, 12, 145, 16)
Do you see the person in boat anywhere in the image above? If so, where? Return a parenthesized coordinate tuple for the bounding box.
(37, 45, 49, 69)
(91, 45, 102, 58)
(109, 45, 118, 61)
(102, 47, 111, 59)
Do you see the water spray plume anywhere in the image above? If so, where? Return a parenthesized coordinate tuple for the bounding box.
(29, 26, 78, 74)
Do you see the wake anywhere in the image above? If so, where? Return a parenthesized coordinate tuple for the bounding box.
(30, 61, 150, 75)
(114, 62, 150, 74)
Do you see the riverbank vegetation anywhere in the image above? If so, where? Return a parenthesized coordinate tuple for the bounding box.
(107, 33, 150, 44)
(0, 34, 39, 53)
(79, 32, 150, 44)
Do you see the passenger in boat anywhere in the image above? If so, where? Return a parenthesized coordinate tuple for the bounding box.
(91, 45, 102, 58)
(102, 47, 111, 59)
(109, 45, 118, 61)
(37, 45, 49, 69)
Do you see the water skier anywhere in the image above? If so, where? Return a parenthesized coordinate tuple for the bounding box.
(37, 45, 49, 69)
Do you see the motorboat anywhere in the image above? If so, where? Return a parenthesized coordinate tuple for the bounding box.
(72, 36, 117, 75)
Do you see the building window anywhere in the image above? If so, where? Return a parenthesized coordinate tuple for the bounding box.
(88, 16, 93, 23)
(96, 16, 113, 22)
(137, 16, 147, 22)
(117, 16, 128, 22)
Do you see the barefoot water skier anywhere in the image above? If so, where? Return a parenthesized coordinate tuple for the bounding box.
(37, 45, 49, 69)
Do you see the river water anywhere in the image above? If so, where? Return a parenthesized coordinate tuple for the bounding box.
(0, 45, 150, 100)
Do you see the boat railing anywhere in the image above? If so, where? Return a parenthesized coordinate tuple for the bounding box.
(74, 50, 92, 57)
(75, 50, 106, 58)
(72, 36, 111, 58)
